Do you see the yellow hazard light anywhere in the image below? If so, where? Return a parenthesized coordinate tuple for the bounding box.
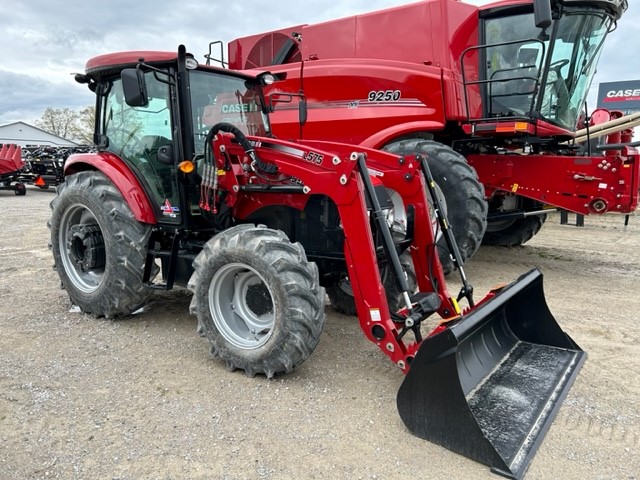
(178, 161, 195, 173)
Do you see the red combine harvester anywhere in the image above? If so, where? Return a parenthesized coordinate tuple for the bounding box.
(56, 44, 585, 479)
(226, 0, 636, 265)
(0, 144, 27, 195)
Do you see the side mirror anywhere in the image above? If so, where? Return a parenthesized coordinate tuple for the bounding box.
(533, 0, 552, 29)
(121, 68, 148, 107)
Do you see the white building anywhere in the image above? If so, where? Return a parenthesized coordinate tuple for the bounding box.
(0, 121, 79, 148)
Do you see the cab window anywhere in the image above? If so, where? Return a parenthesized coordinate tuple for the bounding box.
(102, 72, 181, 223)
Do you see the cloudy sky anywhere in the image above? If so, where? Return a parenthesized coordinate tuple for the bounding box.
(0, 0, 637, 125)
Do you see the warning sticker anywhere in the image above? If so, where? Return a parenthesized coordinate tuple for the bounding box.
(161, 199, 180, 218)
(370, 308, 381, 322)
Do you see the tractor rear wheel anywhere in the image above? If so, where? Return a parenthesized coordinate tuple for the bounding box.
(49, 171, 153, 318)
(188, 225, 325, 377)
(384, 139, 487, 273)
(327, 251, 416, 316)
(482, 196, 547, 247)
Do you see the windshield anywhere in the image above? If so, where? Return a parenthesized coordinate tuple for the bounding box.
(484, 7, 613, 131)
(189, 70, 270, 155)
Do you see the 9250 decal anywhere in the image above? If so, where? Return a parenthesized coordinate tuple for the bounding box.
(368, 89, 401, 102)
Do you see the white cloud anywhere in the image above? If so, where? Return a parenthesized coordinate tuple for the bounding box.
(1, 0, 638, 125)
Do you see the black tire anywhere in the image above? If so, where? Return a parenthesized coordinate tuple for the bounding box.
(14, 183, 26, 196)
(49, 171, 153, 318)
(188, 225, 326, 377)
(483, 196, 547, 247)
(327, 251, 416, 316)
(383, 139, 487, 273)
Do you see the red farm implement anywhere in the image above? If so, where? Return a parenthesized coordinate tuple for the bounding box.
(0, 144, 26, 195)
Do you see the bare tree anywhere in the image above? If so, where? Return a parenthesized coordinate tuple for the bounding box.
(35, 106, 95, 145)
(76, 106, 96, 144)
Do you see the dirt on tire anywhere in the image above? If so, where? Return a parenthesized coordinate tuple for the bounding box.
(1, 189, 639, 480)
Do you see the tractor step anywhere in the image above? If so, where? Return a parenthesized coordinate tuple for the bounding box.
(397, 268, 585, 479)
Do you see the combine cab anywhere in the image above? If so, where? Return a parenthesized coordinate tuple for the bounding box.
(51, 44, 586, 478)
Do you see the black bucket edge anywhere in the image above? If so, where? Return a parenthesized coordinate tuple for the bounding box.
(397, 268, 586, 479)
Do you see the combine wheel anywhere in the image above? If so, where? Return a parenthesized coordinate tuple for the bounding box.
(327, 251, 416, 316)
(14, 183, 26, 195)
(384, 139, 487, 273)
(188, 225, 325, 377)
(49, 171, 153, 317)
(482, 196, 546, 247)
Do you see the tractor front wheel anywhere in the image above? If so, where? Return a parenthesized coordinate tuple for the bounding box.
(188, 225, 326, 377)
(49, 171, 154, 318)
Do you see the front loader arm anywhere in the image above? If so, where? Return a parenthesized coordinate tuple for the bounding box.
(210, 133, 460, 371)
(300, 139, 460, 314)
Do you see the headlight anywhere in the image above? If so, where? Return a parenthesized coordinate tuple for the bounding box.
(185, 57, 199, 69)
(259, 73, 276, 85)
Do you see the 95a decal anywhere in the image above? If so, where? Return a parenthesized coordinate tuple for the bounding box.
(367, 89, 401, 102)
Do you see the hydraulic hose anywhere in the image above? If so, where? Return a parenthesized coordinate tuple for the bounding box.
(206, 122, 277, 174)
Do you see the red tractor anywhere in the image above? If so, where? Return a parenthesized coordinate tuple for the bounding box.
(226, 0, 636, 266)
(53, 45, 584, 478)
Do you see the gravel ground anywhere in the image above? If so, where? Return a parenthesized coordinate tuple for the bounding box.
(0, 187, 638, 480)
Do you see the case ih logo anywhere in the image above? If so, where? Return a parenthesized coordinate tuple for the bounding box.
(221, 103, 259, 114)
(604, 89, 640, 102)
(597, 80, 640, 113)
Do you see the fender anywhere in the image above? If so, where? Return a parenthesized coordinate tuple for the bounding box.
(64, 152, 157, 224)
(359, 121, 446, 149)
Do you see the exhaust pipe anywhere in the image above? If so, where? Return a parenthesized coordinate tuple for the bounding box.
(397, 269, 585, 479)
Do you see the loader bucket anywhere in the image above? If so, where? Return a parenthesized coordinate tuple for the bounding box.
(397, 269, 585, 479)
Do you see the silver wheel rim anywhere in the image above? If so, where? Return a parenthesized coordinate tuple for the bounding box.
(486, 195, 519, 232)
(209, 263, 275, 349)
(59, 203, 105, 294)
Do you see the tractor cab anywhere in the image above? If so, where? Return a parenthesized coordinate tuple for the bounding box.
(462, 0, 627, 136)
(80, 47, 275, 226)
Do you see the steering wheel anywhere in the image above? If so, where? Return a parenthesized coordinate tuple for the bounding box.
(549, 59, 570, 72)
(108, 128, 149, 159)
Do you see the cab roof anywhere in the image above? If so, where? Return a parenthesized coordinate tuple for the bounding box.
(84, 49, 262, 82)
